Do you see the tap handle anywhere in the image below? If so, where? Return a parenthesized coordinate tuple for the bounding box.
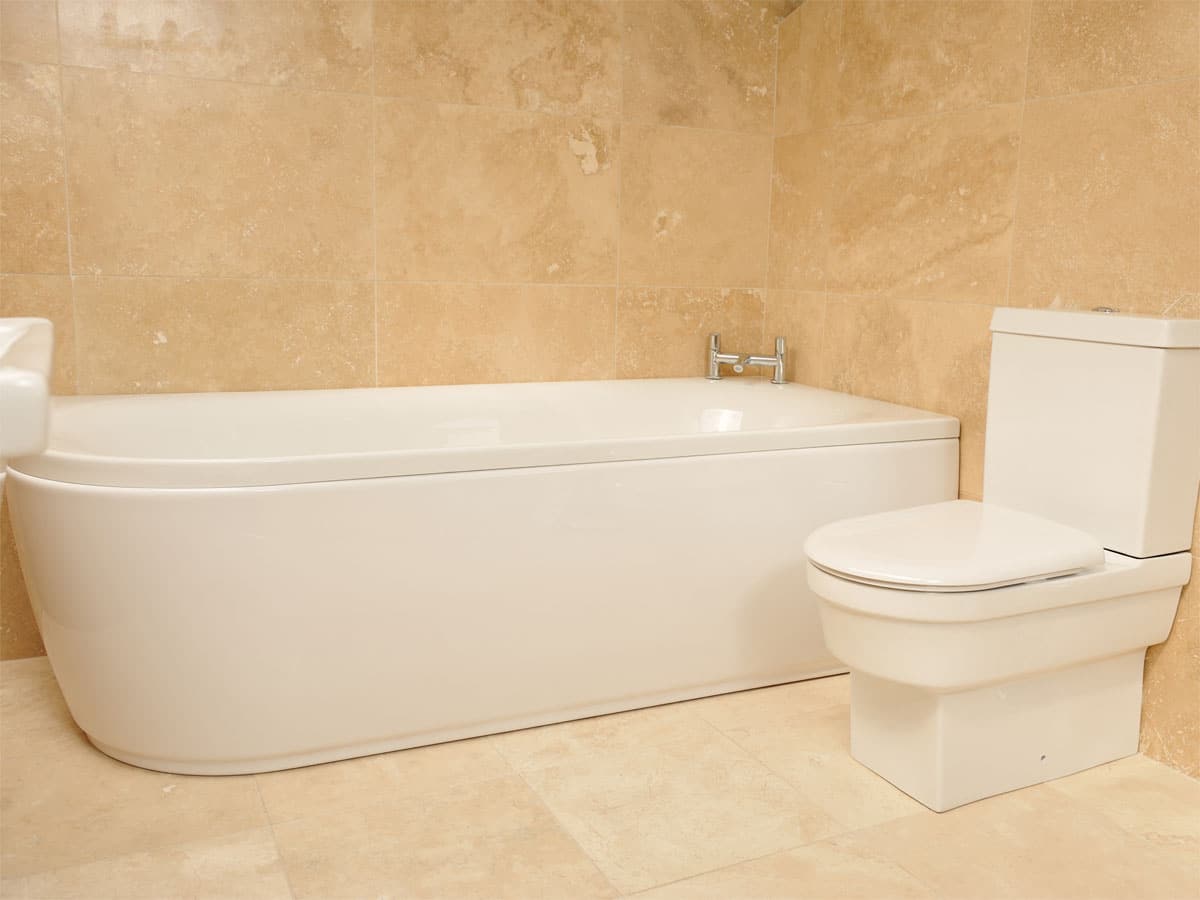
(774, 335, 786, 358)
(709, 332, 721, 353)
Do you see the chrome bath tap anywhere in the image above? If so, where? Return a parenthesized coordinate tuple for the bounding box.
(707, 333, 787, 384)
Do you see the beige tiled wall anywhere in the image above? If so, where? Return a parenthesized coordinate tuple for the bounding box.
(767, 0, 1199, 777)
(0, 0, 799, 657)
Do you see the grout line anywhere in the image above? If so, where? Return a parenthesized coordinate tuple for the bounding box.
(511, 765, 625, 898)
(774, 73, 1197, 143)
(760, 5, 783, 354)
(618, 712, 861, 897)
(253, 779, 298, 900)
(53, 61, 784, 140)
(815, 291, 829, 388)
(52, 5, 79, 395)
(612, 0, 625, 379)
(1022, 72, 1198, 106)
(18, 273, 782, 293)
(54, 60, 373, 99)
(368, 0, 379, 388)
(1002, 0, 1036, 312)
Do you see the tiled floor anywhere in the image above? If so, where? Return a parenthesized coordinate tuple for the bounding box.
(1, 657, 1198, 900)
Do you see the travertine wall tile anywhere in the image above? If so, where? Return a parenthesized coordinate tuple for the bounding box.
(1141, 506, 1200, 778)
(768, 132, 832, 290)
(828, 104, 1021, 304)
(774, 0, 841, 137)
(0, 1, 59, 63)
(374, 0, 620, 117)
(764, 291, 825, 386)
(838, 0, 1031, 125)
(0, 497, 44, 661)
(374, 99, 619, 284)
(73, 277, 375, 393)
(1010, 79, 1200, 317)
(58, 0, 373, 92)
(821, 296, 992, 497)
(62, 68, 374, 279)
(620, 124, 771, 287)
(1027, 0, 1200, 99)
(1, 61, 68, 273)
(0, 275, 75, 393)
(622, 0, 780, 133)
(615, 287, 764, 378)
(378, 283, 615, 386)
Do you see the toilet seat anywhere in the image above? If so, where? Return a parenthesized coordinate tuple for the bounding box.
(805, 500, 1105, 593)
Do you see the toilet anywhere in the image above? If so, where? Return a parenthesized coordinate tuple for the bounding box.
(804, 308, 1200, 812)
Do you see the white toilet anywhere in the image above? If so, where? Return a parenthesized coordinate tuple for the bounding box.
(804, 308, 1200, 812)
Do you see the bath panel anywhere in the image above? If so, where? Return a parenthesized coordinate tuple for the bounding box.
(8, 379, 958, 773)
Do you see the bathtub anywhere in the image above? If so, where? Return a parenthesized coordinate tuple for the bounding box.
(8, 378, 958, 774)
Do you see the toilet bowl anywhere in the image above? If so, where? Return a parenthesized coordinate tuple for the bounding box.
(805, 309, 1200, 812)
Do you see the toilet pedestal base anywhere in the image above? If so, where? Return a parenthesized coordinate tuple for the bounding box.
(849, 650, 1145, 812)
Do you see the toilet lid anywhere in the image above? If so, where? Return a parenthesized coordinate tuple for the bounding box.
(804, 500, 1106, 592)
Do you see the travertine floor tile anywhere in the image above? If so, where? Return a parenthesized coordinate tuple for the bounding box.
(1045, 754, 1200, 851)
(255, 735, 513, 825)
(4, 659, 1198, 900)
(272, 775, 615, 899)
(634, 838, 933, 900)
(693, 680, 926, 831)
(520, 725, 844, 893)
(1, 827, 290, 899)
(489, 696, 714, 774)
(0, 659, 268, 878)
(831, 784, 1200, 900)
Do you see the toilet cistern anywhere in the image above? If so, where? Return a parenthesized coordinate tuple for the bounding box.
(802, 307, 1200, 813)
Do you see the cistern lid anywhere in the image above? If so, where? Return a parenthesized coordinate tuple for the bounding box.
(804, 500, 1105, 592)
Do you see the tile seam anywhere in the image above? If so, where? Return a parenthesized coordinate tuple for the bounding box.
(50, 274, 782, 293)
(1002, 0, 1037, 311)
(773, 72, 1197, 141)
(509, 765, 625, 898)
(369, 1, 379, 388)
(253, 780, 298, 900)
(53, 62, 782, 139)
(761, 3, 783, 350)
(51, 4, 79, 395)
(618, 715, 865, 897)
(613, 0, 625, 379)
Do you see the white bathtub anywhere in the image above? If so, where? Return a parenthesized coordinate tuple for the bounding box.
(8, 378, 958, 774)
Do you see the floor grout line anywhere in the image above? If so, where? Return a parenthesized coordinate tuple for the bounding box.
(510, 764, 626, 898)
(253, 779, 298, 900)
